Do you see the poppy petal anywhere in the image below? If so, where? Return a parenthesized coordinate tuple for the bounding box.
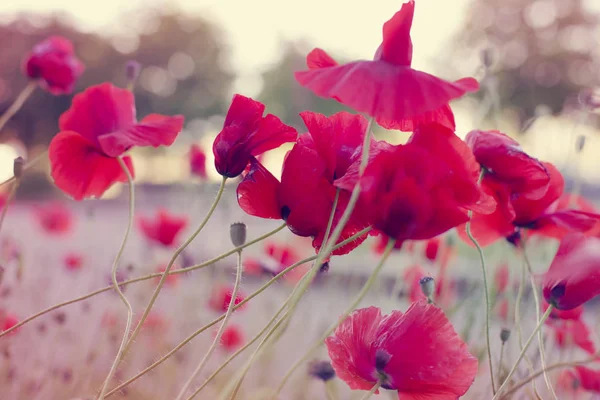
(237, 158, 281, 220)
(97, 114, 184, 157)
(532, 210, 600, 239)
(376, 103, 456, 132)
(378, 0, 414, 66)
(248, 114, 297, 156)
(306, 48, 339, 69)
(575, 366, 600, 392)
(59, 83, 136, 147)
(49, 131, 134, 201)
(295, 61, 478, 131)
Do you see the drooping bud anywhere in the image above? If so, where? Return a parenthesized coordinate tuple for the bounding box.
(125, 60, 141, 85)
(500, 328, 511, 343)
(13, 157, 24, 180)
(308, 360, 336, 382)
(419, 276, 435, 303)
(230, 222, 247, 247)
(576, 135, 586, 154)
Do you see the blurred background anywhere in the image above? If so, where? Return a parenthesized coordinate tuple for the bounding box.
(1, 0, 600, 194)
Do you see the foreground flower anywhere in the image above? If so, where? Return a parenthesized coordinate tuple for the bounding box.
(325, 302, 477, 398)
(189, 144, 208, 179)
(49, 83, 184, 200)
(23, 36, 84, 95)
(543, 233, 600, 310)
(33, 202, 74, 235)
(138, 209, 188, 248)
(295, 0, 478, 131)
(237, 111, 372, 255)
(336, 123, 493, 246)
(213, 94, 297, 178)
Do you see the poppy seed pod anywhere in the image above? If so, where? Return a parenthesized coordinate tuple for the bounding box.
(419, 276, 435, 300)
(13, 157, 24, 179)
(500, 328, 510, 343)
(230, 222, 247, 247)
(576, 135, 586, 154)
(308, 360, 336, 382)
(125, 60, 141, 83)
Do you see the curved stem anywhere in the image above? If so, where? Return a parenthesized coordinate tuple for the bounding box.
(0, 223, 287, 337)
(359, 381, 382, 400)
(104, 227, 372, 397)
(492, 306, 554, 400)
(96, 157, 135, 399)
(0, 81, 36, 132)
(466, 211, 495, 393)
(176, 250, 244, 400)
(521, 233, 557, 399)
(0, 177, 19, 235)
(273, 239, 395, 396)
(124, 176, 227, 353)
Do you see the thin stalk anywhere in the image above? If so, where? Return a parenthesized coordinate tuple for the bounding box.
(124, 176, 227, 352)
(0, 223, 287, 337)
(0, 81, 36, 132)
(176, 250, 244, 400)
(466, 170, 495, 394)
(96, 157, 135, 400)
(324, 383, 337, 400)
(497, 342, 505, 384)
(104, 227, 372, 397)
(359, 381, 382, 400)
(492, 306, 554, 400)
(273, 239, 395, 395)
(0, 178, 19, 235)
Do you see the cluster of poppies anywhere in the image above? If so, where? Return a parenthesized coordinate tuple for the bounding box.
(14, 0, 600, 398)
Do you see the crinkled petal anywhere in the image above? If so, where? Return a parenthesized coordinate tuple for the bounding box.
(237, 158, 282, 220)
(531, 210, 600, 239)
(307, 48, 339, 69)
(248, 113, 297, 156)
(49, 131, 134, 201)
(378, 0, 414, 66)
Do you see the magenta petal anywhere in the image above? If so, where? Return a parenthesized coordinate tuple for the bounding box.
(378, 0, 414, 66)
(248, 114, 298, 156)
(306, 48, 339, 69)
(97, 114, 184, 157)
(237, 158, 282, 220)
(49, 131, 134, 201)
(376, 103, 455, 132)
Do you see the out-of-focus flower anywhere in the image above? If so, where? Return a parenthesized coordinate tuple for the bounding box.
(213, 94, 296, 178)
(23, 36, 84, 95)
(423, 237, 441, 262)
(237, 111, 372, 255)
(33, 202, 74, 235)
(208, 286, 246, 313)
(137, 209, 188, 248)
(295, 0, 478, 131)
(336, 123, 493, 247)
(494, 263, 510, 295)
(309, 360, 336, 382)
(189, 144, 207, 179)
(49, 83, 184, 200)
(325, 303, 477, 397)
(1, 311, 19, 334)
(575, 366, 600, 393)
(549, 319, 596, 355)
(155, 264, 180, 287)
(543, 233, 600, 310)
(218, 324, 244, 351)
(64, 252, 84, 271)
(557, 370, 584, 399)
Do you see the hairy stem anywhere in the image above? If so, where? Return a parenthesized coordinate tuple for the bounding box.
(0, 81, 36, 132)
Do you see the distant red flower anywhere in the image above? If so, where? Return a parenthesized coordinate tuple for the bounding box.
(49, 83, 184, 200)
(495, 298, 509, 321)
(64, 253, 84, 271)
(213, 94, 297, 178)
(23, 36, 84, 95)
(494, 263, 510, 295)
(33, 202, 73, 235)
(238, 111, 372, 255)
(423, 237, 441, 262)
(0, 192, 6, 210)
(219, 325, 244, 351)
(336, 123, 493, 246)
(138, 209, 188, 247)
(575, 366, 600, 392)
(1, 312, 19, 334)
(543, 233, 600, 310)
(189, 144, 208, 178)
(325, 303, 477, 398)
(136, 312, 168, 333)
(557, 370, 584, 398)
(295, 1, 478, 131)
(155, 264, 180, 287)
(209, 286, 246, 313)
(550, 319, 596, 355)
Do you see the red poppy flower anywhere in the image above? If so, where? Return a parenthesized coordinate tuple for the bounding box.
(1, 312, 19, 334)
(218, 325, 244, 351)
(33, 202, 73, 235)
(237, 111, 372, 255)
(543, 233, 600, 310)
(49, 83, 184, 200)
(494, 263, 510, 295)
(208, 286, 246, 313)
(336, 123, 493, 246)
(64, 252, 84, 271)
(575, 366, 600, 392)
(295, 1, 478, 131)
(543, 299, 583, 321)
(138, 209, 188, 247)
(23, 36, 84, 95)
(213, 94, 297, 178)
(495, 298, 509, 321)
(325, 303, 477, 398)
(550, 319, 596, 355)
(423, 237, 441, 262)
(189, 144, 207, 179)
(462, 162, 600, 246)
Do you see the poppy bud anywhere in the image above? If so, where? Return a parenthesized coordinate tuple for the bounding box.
(480, 48, 495, 69)
(500, 328, 510, 343)
(576, 135, 586, 153)
(13, 157, 24, 179)
(125, 60, 141, 84)
(308, 360, 336, 382)
(319, 261, 330, 273)
(230, 222, 247, 247)
(419, 276, 435, 302)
